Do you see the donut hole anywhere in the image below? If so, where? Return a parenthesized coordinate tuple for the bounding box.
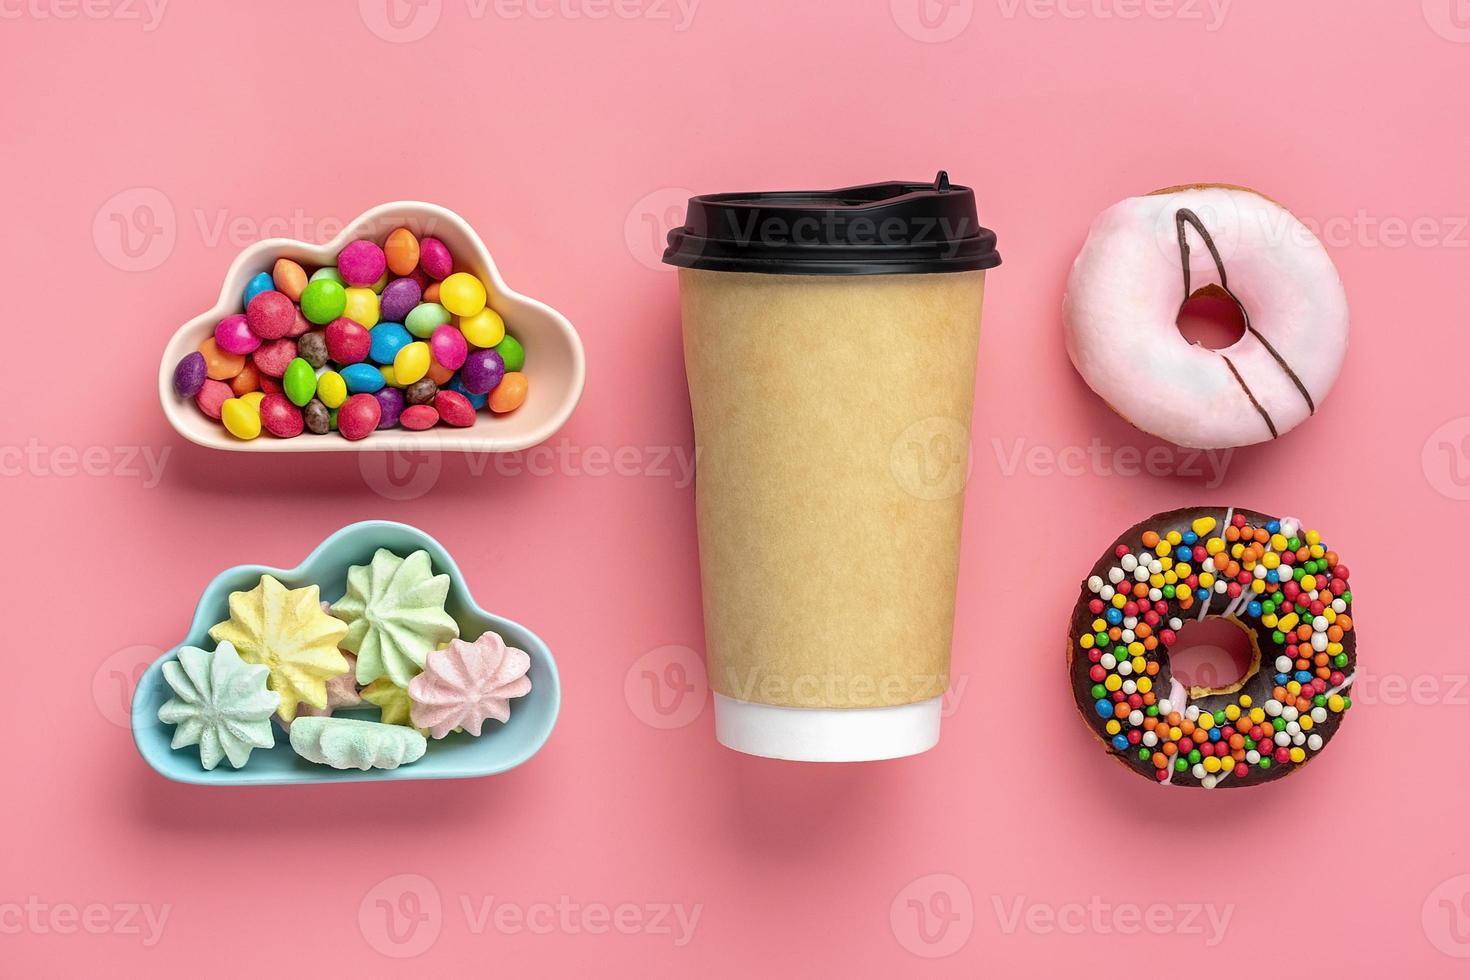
(1168, 617, 1259, 698)
(1176, 284, 1247, 351)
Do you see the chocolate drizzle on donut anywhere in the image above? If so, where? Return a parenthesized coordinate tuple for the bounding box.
(1173, 208, 1317, 438)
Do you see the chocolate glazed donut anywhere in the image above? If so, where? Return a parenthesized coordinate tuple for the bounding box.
(1068, 507, 1357, 788)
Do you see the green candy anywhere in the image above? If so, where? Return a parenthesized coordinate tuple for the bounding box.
(1091, 684, 1107, 700)
(405, 302, 451, 338)
(309, 266, 344, 284)
(300, 279, 347, 324)
(1137, 748, 1150, 762)
(283, 358, 318, 407)
(494, 334, 525, 372)
(1174, 758, 1188, 773)
(1187, 749, 1201, 764)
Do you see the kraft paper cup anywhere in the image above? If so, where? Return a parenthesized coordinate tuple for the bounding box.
(665, 175, 1000, 761)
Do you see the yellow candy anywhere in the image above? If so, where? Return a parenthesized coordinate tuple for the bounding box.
(1286, 680, 1302, 696)
(379, 365, 400, 388)
(1155, 542, 1170, 557)
(1224, 704, 1240, 721)
(1240, 694, 1253, 707)
(1199, 572, 1215, 589)
(1111, 594, 1126, 608)
(1262, 614, 1278, 628)
(1127, 642, 1144, 657)
(1166, 530, 1182, 545)
(1270, 533, 1289, 551)
(1300, 715, 1314, 731)
(1278, 612, 1299, 631)
(241, 391, 265, 411)
(1080, 634, 1095, 649)
(439, 272, 487, 317)
(1092, 618, 1107, 632)
(1300, 575, 1317, 592)
(1105, 720, 1121, 735)
(1249, 708, 1265, 724)
(459, 307, 505, 348)
(394, 341, 431, 385)
(1206, 537, 1225, 555)
(1104, 675, 1122, 692)
(1289, 747, 1306, 764)
(1327, 694, 1345, 712)
(1309, 544, 1325, 559)
(1203, 756, 1222, 773)
(221, 397, 261, 440)
(1168, 727, 1182, 741)
(1192, 516, 1217, 536)
(1176, 563, 1191, 578)
(1251, 580, 1266, 594)
(343, 286, 380, 327)
(1136, 676, 1152, 694)
(1305, 529, 1321, 546)
(317, 371, 347, 409)
(1130, 656, 1145, 673)
(1263, 551, 1280, 569)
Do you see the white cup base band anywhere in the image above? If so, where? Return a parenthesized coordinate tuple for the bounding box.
(712, 694, 942, 762)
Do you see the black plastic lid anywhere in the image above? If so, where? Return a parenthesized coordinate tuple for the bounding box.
(662, 171, 1000, 276)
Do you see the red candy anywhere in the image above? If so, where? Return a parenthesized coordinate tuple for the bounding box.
(337, 393, 381, 441)
(252, 338, 298, 377)
(433, 390, 476, 427)
(259, 393, 304, 437)
(324, 317, 370, 364)
(195, 379, 231, 420)
(400, 405, 439, 430)
(246, 290, 296, 340)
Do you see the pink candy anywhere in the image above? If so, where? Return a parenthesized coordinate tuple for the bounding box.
(430, 324, 468, 370)
(337, 240, 386, 287)
(195, 379, 231, 420)
(214, 314, 260, 355)
(246, 290, 296, 340)
(419, 237, 453, 279)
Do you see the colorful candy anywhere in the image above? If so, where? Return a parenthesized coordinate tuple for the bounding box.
(173, 352, 207, 398)
(176, 226, 528, 440)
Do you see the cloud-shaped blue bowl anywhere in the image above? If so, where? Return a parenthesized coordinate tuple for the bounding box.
(131, 520, 561, 785)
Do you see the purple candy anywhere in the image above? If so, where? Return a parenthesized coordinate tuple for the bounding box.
(379, 276, 422, 322)
(173, 351, 208, 398)
(338, 239, 387, 287)
(420, 237, 453, 280)
(460, 348, 504, 395)
(214, 313, 261, 355)
(373, 386, 405, 429)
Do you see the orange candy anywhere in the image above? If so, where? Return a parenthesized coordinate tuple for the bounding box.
(230, 360, 261, 396)
(422, 281, 441, 304)
(198, 337, 245, 380)
(489, 373, 528, 413)
(1142, 530, 1160, 548)
(426, 356, 456, 385)
(272, 258, 308, 301)
(384, 227, 420, 277)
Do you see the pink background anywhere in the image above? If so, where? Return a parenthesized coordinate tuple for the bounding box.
(6, 0, 1470, 974)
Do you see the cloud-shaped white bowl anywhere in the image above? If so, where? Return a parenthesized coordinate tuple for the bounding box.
(156, 201, 585, 453)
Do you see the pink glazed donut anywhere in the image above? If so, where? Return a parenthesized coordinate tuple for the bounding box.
(1064, 185, 1349, 449)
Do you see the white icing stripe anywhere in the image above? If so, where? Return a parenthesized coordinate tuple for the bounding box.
(1325, 672, 1356, 698)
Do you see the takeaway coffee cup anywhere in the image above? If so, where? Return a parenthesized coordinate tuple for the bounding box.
(664, 172, 1000, 761)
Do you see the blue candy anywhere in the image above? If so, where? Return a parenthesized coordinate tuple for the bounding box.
(369, 322, 411, 365)
(446, 375, 488, 410)
(1094, 699, 1113, 719)
(341, 362, 386, 394)
(1111, 735, 1128, 751)
(1105, 607, 1122, 625)
(1182, 531, 1198, 546)
(243, 271, 274, 308)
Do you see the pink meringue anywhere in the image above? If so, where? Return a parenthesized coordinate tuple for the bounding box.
(408, 631, 532, 739)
